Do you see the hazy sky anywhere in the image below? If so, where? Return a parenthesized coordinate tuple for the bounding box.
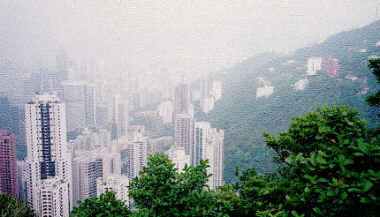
(0, 0, 379, 78)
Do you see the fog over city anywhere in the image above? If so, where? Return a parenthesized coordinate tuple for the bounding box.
(1, 0, 378, 80)
(0, 1, 380, 216)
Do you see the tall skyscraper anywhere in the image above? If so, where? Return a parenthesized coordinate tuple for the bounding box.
(112, 95, 129, 139)
(208, 128, 224, 189)
(192, 122, 210, 167)
(61, 81, 87, 132)
(25, 93, 72, 217)
(174, 113, 194, 155)
(0, 130, 18, 197)
(174, 84, 190, 115)
(200, 75, 209, 109)
(85, 83, 97, 128)
(192, 122, 224, 189)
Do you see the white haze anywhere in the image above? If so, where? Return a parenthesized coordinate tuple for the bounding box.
(0, 0, 379, 80)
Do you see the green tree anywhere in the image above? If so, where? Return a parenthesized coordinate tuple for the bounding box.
(70, 191, 130, 217)
(366, 58, 380, 108)
(0, 193, 37, 217)
(129, 153, 229, 217)
(224, 105, 380, 216)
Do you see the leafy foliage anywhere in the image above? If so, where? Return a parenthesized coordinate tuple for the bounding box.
(221, 105, 380, 216)
(366, 58, 380, 109)
(0, 193, 37, 217)
(70, 191, 130, 217)
(129, 153, 229, 217)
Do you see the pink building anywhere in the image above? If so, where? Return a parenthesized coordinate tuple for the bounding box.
(0, 130, 18, 197)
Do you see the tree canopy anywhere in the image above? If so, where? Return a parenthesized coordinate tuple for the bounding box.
(70, 191, 130, 217)
(0, 193, 37, 217)
(129, 153, 228, 217)
(221, 105, 380, 217)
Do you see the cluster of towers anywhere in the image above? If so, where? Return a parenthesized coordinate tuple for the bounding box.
(171, 83, 224, 189)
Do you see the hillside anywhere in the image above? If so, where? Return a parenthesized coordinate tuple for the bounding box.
(204, 20, 380, 183)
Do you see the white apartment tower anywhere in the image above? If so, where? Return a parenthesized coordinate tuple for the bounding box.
(25, 92, 72, 217)
(38, 178, 70, 217)
(192, 122, 224, 189)
(128, 132, 150, 178)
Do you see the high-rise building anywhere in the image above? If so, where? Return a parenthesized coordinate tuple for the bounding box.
(37, 178, 70, 217)
(85, 83, 97, 128)
(112, 95, 129, 139)
(158, 100, 174, 124)
(174, 113, 194, 155)
(0, 130, 18, 197)
(200, 75, 209, 109)
(128, 132, 150, 178)
(25, 93, 72, 216)
(17, 161, 28, 202)
(61, 81, 86, 132)
(192, 122, 224, 189)
(71, 151, 103, 207)
(192, 122, 210, 167)
(174, 84, 190, 115)
(97, 175, 129, 205)
(208, 128, 224, 189)
(102, 150, 122, 177)
(61, 81, 97, 132)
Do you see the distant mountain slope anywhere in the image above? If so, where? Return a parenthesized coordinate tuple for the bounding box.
(205, 20, 380, 183)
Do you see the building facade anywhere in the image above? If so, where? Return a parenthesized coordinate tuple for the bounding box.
(174, 113, 194, 155)
(192, 122, 224, 189)
(71, 152, 103, 207)
(25, 93, 72, 216)
(0, 130, 18, 197)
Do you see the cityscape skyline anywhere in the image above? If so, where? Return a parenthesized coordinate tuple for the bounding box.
(0, 1, 379, 216)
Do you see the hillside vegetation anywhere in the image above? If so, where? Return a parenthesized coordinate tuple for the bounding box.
(203, 20, 380, 183)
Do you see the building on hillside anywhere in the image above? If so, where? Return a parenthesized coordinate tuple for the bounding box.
(323, 57, 340, 77)
(306, 57, 322, 76)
